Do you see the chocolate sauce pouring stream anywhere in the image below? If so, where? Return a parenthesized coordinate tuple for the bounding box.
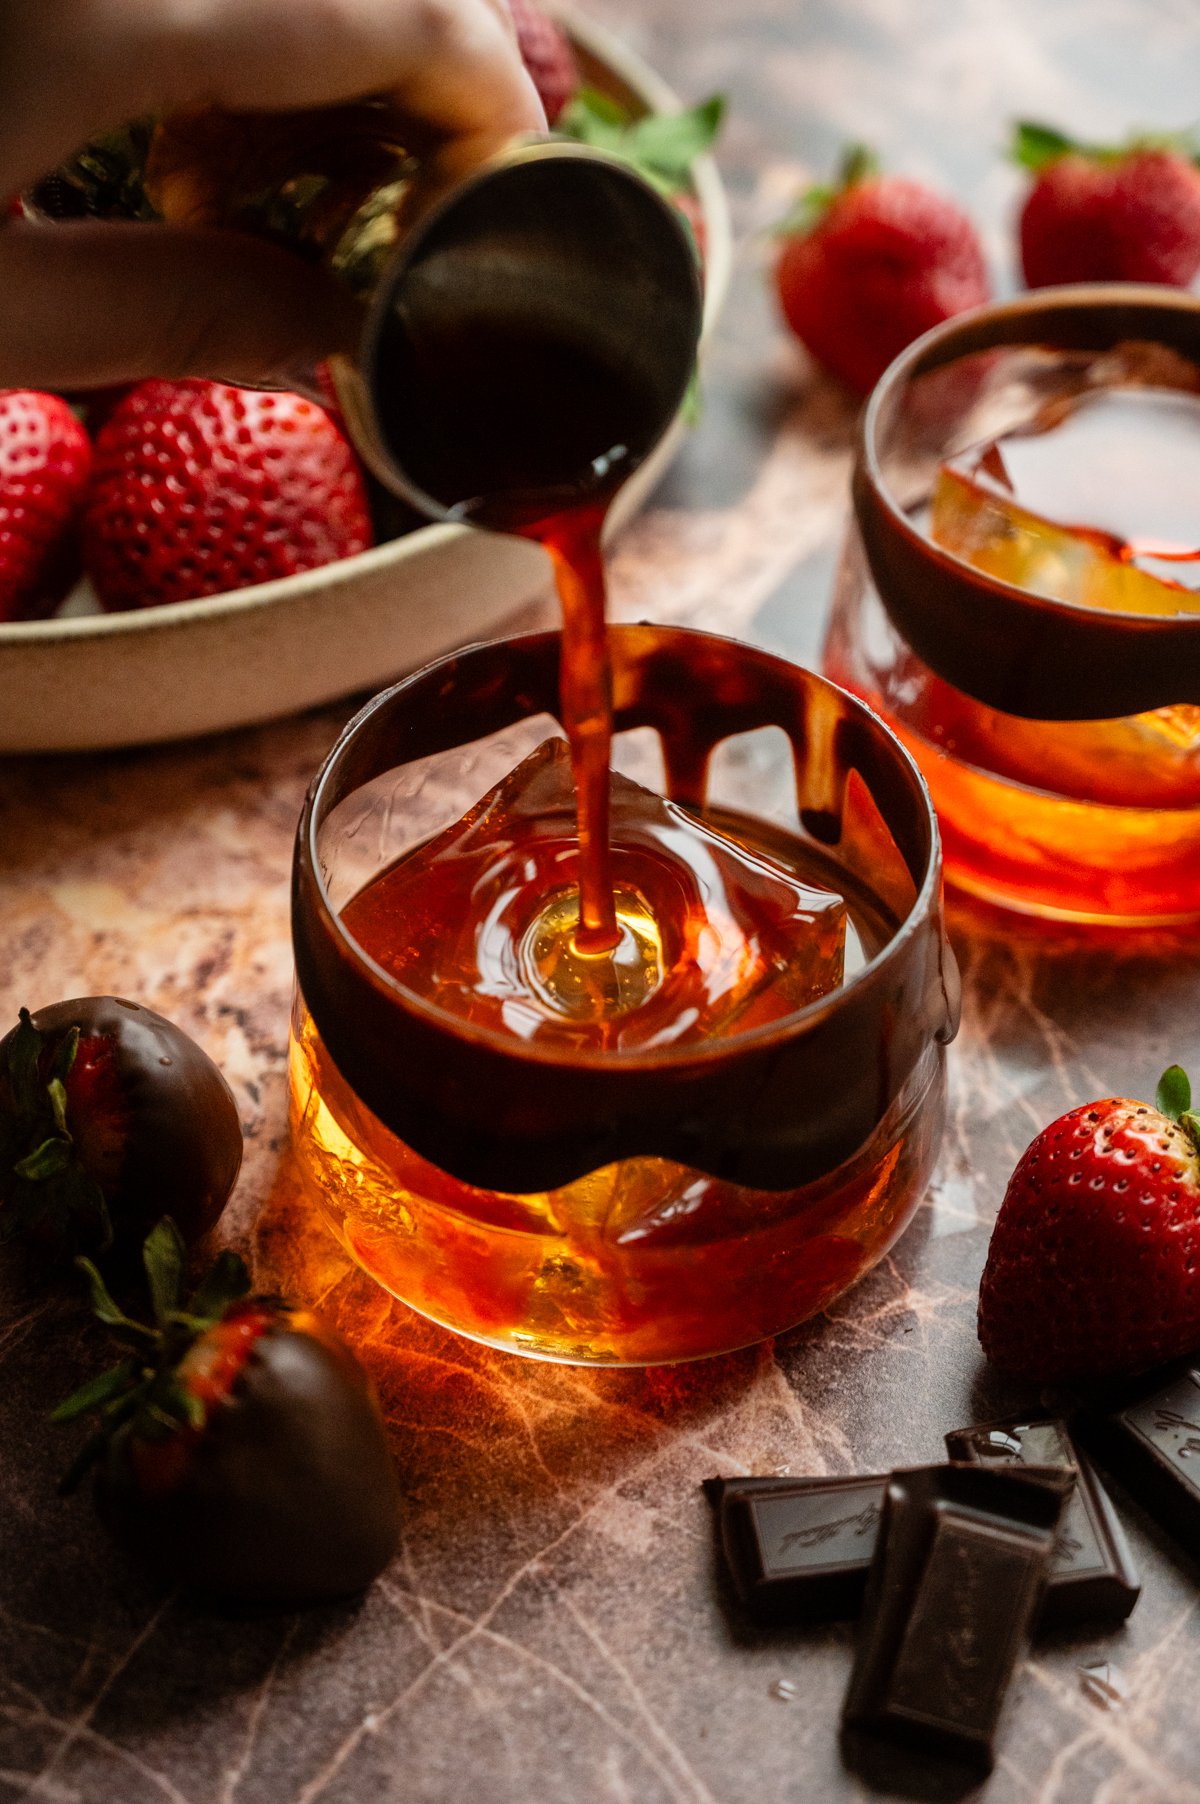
(349, 143, 704, 944)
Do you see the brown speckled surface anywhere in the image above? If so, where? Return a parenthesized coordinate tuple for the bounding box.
(4, 2, 1200, 1799)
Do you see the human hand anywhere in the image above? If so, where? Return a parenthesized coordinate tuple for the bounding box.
(0, 0, 545, 390)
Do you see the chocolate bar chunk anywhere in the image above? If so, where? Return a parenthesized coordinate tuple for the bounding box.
(946, 1416, 1140, 1628)
(712, 1475, 885, 1623)
(1077, 1361, 1200, 1560)
(842, 1464, 1068, 1772)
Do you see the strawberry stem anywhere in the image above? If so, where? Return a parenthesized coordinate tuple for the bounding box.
(2, 1009, 111, 1253)
(1012, 118, 1200, 172)
(776, 141, 881, 239)
(1157, 1065, 1200, 1153)
(54, 1224, 256, 1488)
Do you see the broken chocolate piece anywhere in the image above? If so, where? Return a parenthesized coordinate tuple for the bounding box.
(713, 1474, 885, 1623)
(842, 1464, 1068, 1772)
(1076, 1361, 1200, 1561)
(946, 1416, 1140, 1628)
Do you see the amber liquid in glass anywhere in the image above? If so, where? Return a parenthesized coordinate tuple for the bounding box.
(829, 387, 1200, 922)
(291, 322, 940, 1360)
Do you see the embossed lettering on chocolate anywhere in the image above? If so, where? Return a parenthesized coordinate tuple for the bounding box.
(946, 1416, 1140, 1629)
(712, 1473, 885, 1623)
(842, 1464, 1069, 1772)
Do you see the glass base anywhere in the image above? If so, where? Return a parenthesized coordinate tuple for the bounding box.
(824, 543, 1200, 928)
(872, 705, 1200, 927)
(288, 1003, 945, 1366)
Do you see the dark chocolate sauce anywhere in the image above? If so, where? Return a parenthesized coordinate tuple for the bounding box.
(373, 315, 668, 950)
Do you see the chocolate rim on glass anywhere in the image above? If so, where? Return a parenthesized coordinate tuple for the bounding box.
(826, 285, 1200, 925)
(290, 624, 960, 1365)
(853, 285, 1200, 719)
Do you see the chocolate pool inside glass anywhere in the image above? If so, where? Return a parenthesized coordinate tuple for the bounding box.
(826, 285, 1200, 926)
(290, 626, 957, 1365)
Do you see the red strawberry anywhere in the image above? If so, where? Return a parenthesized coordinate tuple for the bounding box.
(1014, 121, 1200, 288)
(508, 0, 579, 126)
(978, 1065, 1200, 1384)
(0, 998, 242, 1259)
(56, 1223, 401, 1602)
(775, 146, 990, 396)
(82, 379, 373, 612)
(0, 390, 92, 622)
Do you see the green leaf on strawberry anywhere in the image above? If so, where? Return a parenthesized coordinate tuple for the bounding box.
(774, 142, 881, 238)
(55, 1222, 401, 1603)
(1157, 1064, 1200, 1147)
(557, 89, 725, 196)
(1012, 118, 1200, 173)
(54, 1222, 254, 1485)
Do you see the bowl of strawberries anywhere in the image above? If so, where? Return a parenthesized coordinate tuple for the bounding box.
(0, 7, 731, 753)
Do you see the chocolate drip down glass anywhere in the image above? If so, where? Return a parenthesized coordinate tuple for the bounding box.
(290, 626, 958, 1365)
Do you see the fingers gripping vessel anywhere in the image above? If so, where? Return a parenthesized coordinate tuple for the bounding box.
(289, 626, 959, 1365)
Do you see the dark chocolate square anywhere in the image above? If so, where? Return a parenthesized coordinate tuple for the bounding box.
(945, 1415, 1139, 1627)
(1078, 1363, 1200, 1561)
(842, 1464, 1067, 1772)
(714, 1474, 884, 1623)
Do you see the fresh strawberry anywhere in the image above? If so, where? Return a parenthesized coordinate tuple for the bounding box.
(82, 379, 373, 612)
(0, 998, 242, 1259)
(508, 0, 579, 126)
(978, 1065, 1200, 1384)
(1014, 121, 1200, 288)
(0, 390, 92, 622)
(775, 146, 990, 395)
(55, 1222, 402, 1602)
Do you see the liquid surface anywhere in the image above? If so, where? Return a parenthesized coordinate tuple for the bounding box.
(932, 387, 1200, 619)
(341, 738, 848, 1053)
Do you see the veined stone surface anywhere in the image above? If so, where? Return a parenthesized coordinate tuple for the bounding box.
(3, 1, 1200, 1799)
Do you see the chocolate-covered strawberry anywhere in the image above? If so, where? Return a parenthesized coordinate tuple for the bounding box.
(0, 998, 242, 1257)
(56, 1221, 401, 1604)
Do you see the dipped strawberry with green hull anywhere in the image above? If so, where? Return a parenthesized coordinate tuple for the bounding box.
(56, 1223, 401, 1603)
(0, 998, 242, 1258)
(775, 146, 990, 395)
(83, 380, 373, 612)
(978, 1066, 1200, 1384)
(0, 390, 92, 621)
(1013, 121, 1200, 288)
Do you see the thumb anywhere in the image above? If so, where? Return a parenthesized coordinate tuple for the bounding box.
(0, 220, 364, 391)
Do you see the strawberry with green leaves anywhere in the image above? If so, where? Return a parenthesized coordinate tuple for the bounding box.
(979, 1065, 1200, 1384)
(1013, 121, 1200, 289)
(0, 999, 241, 1260)
(57, 1221, 402, 1603)
(775, 146, 990, 395)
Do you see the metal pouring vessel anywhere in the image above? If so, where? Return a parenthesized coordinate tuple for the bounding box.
(334, 140, 705, 516)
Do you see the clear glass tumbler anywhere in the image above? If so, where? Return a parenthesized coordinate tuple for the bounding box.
(825, 284, 1200, 925)
(289, 625, 958, 1364)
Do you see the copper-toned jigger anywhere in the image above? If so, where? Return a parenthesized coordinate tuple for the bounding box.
(290, 625, 959, 1364)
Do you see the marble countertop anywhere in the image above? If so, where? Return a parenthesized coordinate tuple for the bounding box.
(3, 2, 1200, 1800)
